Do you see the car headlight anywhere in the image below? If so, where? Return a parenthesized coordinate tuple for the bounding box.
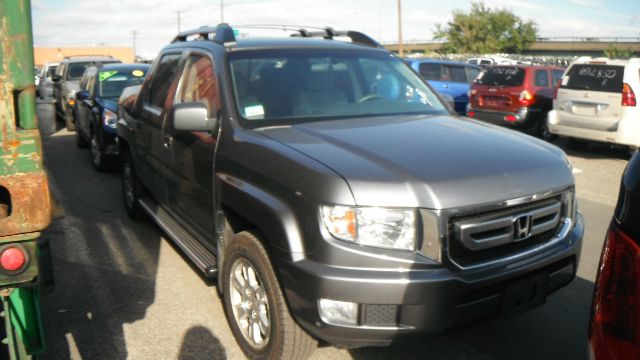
(103, 109, 117, 128)
(321, 205, 416, 251)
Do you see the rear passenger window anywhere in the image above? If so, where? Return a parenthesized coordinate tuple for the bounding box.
(148, 53, 182, 108)
(466, 67, 480, 83)
(418, 63, 441, 81)
(442, 65, 467, 83)
(534, 70, 549, 87)
(561, 64, 624, 93)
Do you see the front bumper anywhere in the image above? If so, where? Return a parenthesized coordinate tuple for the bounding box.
(279, 213, 584, 347)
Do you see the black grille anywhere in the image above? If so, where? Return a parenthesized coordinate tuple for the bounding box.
(448, 196, 564, 268)
(361, 304, 399, 326)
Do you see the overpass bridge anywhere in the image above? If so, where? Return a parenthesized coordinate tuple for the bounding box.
(383, 37, 640, 57)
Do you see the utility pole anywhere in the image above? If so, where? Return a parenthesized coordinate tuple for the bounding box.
(220, 0, 224, 23)
(177, 10, 181, 32)
(131, 30, 138, 61)
(397, 0, 403, 57)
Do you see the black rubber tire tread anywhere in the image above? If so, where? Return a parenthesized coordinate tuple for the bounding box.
(121, 150, 144, 221)
(222, 231, 317, 360)
(91, 129, 108, 172)
(76, 129, 88, 148)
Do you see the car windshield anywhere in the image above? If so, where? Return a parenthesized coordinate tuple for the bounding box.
(229, 49, 447, 127)
(98, 69, 147, 98)
(475, 66, 525, 87)
(67, 61, 120, 80)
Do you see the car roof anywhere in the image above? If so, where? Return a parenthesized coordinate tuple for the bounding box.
(486, 64, 565, 71)
(97, 63, 150, 72)
(570, 57, 640, 67)
(406, 58, 479, 67)
(63, 56, 118, 63)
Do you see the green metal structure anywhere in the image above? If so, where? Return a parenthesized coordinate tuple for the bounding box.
(0, 0, 52, 358)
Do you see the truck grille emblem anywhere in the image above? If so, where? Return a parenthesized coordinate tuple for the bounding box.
(513, 214, 533, 241)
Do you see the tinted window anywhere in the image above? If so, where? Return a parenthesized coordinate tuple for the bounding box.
(561, 64, 624, 93)
(66, 61, 119, 80)
(443, 65, 467, 83)
(551, 70, 564, 86)
(466, 67, 480, 82)
(148, 54, 182, 108)
(47, 65, 57, 77)
(418, 63, 441, 81)
(176, 55, 218, 117)
(534, 70, 549, 87)
(476, 67, 525, 86)
(98, 68, 147, 98)
(229, 49, 447, 127)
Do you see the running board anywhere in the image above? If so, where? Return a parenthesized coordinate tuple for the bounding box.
(139, 199, 217, 278)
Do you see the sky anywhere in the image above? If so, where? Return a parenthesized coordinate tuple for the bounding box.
(32, 0, 640, 59)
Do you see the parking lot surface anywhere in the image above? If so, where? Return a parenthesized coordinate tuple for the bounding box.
(40, 129, 627, 359)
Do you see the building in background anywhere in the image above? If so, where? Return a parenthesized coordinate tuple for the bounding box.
(34, 47, 134, 66)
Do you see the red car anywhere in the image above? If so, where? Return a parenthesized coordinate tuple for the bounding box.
(590, 152, 640, 359)
(467, 65, 564, 138)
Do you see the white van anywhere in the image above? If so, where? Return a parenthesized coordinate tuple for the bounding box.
(547, 57, 640, 153)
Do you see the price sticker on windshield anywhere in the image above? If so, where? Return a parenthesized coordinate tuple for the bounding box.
(99, 71, 118, 82)
(132, 70, 144, 77)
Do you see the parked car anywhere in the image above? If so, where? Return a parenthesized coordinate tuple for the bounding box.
(467, 65, 565, 137)
(118, 24, 583, 359)
(547, 57, 640, 155)
(404, 59, 480, 114)
(589, 151, 640, 359)
(74, 63, 149, 171)
(52, 55, 121, 131)
(37, 61, 58, 100)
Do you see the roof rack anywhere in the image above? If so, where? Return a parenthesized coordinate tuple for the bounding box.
(171, 23, 236, 44)
(62, 54, 115, 59)
(171, 24, 382, 49)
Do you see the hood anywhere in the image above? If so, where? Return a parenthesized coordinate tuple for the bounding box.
(96, 98, 119, 113)
(258, 115, 573, 209)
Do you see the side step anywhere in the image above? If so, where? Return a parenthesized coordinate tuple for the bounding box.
(139, 199, 217, 278)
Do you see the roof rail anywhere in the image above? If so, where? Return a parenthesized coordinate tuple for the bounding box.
(171, 23, 236, 44)
(62, 54, 115, 59)
(172, 24, 382, 49)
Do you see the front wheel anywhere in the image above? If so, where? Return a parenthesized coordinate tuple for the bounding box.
(121, 150, 145, 220)
(90, 129, 107, 172)
(222, 232, 317, 360)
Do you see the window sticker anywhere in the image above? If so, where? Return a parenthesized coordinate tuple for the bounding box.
(99, 71, 118, 82)
(244, 104, 265, 120)
(132, 70, 145, 77)
(561, 76, 569, 86)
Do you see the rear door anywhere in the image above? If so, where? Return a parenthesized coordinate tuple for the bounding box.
(136, 52, 183, 204)
(472, 66, 525, 112)
(555, 64, 624, 131)
(164, 52, 219, 242)
(76, 69, 95, 140)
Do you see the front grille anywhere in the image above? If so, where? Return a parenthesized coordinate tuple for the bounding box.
(448, 196, 564, 268)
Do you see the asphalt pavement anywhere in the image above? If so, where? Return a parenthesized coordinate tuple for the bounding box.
(39, 128, 627, 360)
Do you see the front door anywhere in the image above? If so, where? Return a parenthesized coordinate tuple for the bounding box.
(163, 53, 219, 243)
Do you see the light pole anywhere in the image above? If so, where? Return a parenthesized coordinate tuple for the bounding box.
(220, 0, 224, 23)
(397, 0, 403, 57)
(131, 30, 138, 62)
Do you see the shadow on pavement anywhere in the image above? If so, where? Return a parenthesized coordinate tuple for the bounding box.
(178, 326, 226, 360)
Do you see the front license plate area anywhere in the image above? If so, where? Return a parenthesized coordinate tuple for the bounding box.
(501, 273, 548, 317)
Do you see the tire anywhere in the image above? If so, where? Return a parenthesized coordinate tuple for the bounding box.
(567, 137, 589, 150)
(121, 150, 145, 220)
(76, 128, 88, 148)
(537, 119, 556, 142)
(90, 128, 107, 172)
(222, 232, 317, 360)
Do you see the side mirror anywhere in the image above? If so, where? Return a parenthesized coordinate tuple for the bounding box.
(76, 90, 90, 101)
(51, 74, 61, 82)
(172, 102, 217, 132)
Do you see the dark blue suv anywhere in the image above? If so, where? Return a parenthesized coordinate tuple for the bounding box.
(404, 59, 480, 114)
(75, 63, 149, 171)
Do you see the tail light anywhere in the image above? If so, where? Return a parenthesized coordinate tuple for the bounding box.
(0, 246, 26, 272)
(519, 90, 535, 107)
(622, 83, 636, 107)
(590, 223, 640, 360)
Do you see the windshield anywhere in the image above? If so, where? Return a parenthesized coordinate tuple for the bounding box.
(98, 69, 147, 98)
(475, 66, 525, 87)
(229, 49, 447, 127)
(67, 61, 120, 80)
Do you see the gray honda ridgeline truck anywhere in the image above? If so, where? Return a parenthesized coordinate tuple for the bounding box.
(117, 24, 584, 359)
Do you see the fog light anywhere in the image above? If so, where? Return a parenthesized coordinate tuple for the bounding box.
(318, 299, 358, 326)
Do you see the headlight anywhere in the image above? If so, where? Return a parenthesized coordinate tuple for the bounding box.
(103, 109, 117, 128)
(321, 205, 416, 251)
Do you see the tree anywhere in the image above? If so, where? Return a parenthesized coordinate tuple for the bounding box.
(603, 45, 633, 59)
(434, 2, 538, 54)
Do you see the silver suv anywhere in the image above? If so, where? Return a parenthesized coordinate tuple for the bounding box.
(548, 57, 640, 155)
(52, 55, 121, 130)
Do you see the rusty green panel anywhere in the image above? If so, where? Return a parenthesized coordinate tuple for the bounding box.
(0, 129, 43, 175)
(0, 0, 37, 136)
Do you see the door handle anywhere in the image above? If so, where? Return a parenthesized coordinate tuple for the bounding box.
(163, 136, 173, 149)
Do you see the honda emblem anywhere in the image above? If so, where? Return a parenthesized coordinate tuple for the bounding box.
(513, 214, 533, 241)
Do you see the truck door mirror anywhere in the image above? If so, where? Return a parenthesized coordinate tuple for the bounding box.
(172, 102, 217, 132)
(76, 90, 90, 101)
(51, 74, 61, 82)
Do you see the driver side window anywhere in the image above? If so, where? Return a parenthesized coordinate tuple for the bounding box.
(175, 54, 218, 118)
